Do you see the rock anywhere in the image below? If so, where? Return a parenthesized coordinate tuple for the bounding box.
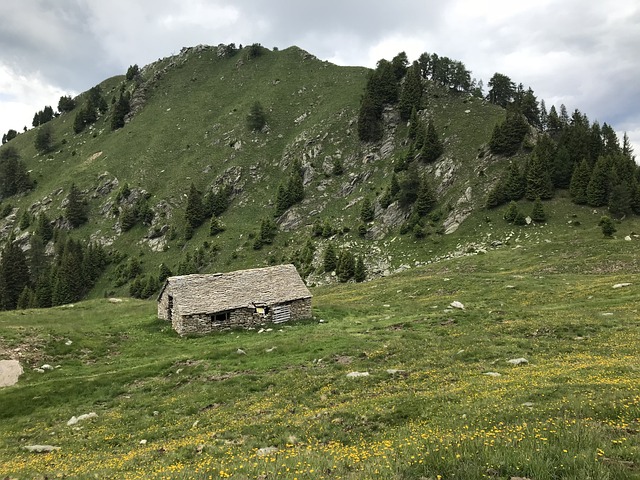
(41, 364, 54, 371)
(602, 312, 614, 316)
(67, 412, 98, 426)
(386, 369, 406, 375)
(346, 371, 369, 378)
(64, 339, 73, 346)
(265, 347, 277, 353)
(257, 446, 278, 456)
(108, 298, 124, 303)
(483, 372, 501, 377)
(507, 358, 529, 365)
(612, 283, 631, 289)
(24, 445, 61, 453)
(236, 348, 246, 355)
(625, 235, 632, 241)
(139, 439, 147, 445)
(34, 368, 45, 373)
(510, 477, 533, 480)
(521, 402, 534, 407)
(525, 216, 532, 225)
(450, 301, 465, 310)
(0, 360, 23, 387)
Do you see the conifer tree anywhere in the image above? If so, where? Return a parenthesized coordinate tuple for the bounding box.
(552, 146, 573, 189)
(65, 183, 88, 227)
(586, 157, 610, 207)
(530, 197, 547, 222)
(398, 62, 423, 121)
(336, 250, 355, 282)
(323, 243, 337, 273)
(414, 177, 436, 217)
(0, 147, 33, 199)
(408, 108, 420, 141)
(34, 124, 54, 153)
(503, 201, 519, 223)
(420, 120, 443, 163)
(185, 183, 205, 234)
(111, 92, 131, 130)
(526, 153, 554, 200)
(505, 162, 526, 201)
(246, 101, 267, 132)
(608, 181, 632, 218)
(569, 159, 591, 204)
(360, 198, 375, 222)
(599, 215, 616, 237)
(0, 237, 30, 310)
(52, 240, 85, 306)
(486, 180, 507, 209)
(158, 263, 173, 283)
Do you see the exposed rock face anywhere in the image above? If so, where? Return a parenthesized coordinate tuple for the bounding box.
(443, 186, 473, 234)
(370, 202, 407, 239)
(93, 173, 119, 198)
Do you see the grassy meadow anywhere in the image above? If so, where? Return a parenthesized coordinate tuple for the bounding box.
(1, 225, 639, 479)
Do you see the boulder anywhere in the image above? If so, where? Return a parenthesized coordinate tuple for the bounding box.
(24, 445, 61, 453)
(346, 371, 370, 378)
(507, 358, 529, 365)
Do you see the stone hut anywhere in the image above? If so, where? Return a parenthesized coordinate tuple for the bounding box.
(157, 264, 312, 335)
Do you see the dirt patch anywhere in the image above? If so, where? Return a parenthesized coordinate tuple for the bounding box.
(0, 360, 23, 387)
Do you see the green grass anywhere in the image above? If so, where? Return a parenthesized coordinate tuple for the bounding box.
(1, 231, 639, 479)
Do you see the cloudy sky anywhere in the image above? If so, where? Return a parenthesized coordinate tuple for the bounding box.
(1, 0, 639, 156)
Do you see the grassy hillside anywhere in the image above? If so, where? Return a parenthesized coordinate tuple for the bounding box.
(0, 44, 514, 298)
(1, 223, 639, 479)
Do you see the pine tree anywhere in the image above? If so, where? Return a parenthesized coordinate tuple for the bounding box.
(357, 93, 383, 142)
(407, 108, 420, 141)
(185, 183, 205, 233)
(504, 201, 519, 223)
(420, 120, 443, 163)
(51, 240, 85, 306)
(398, 62, 422, 121)
(65, 183, 88, 227)
(586, 157, 610, 207)
(0, 238, 30, 310)
(111, 92, 131, 130)
(158, 263, 173, 283)
(246, 101, 267, 132)
(336, 250, 355, 282)
(505, 163, 526, 201)
(599, 215, 616, 237)
(608, 181, 632, 218)
(323, 243, 337, 273)
(569, 159, 591, 205)
(17, 286, 35, 309)
(486, 180, 507, 209)
(526, 153, 554, 200)
(530, 197, 547, 222)
(354, 256, 366, 282)
(360, 198, 375, 222)
(552, 146, 573, 188)
(34, 124, 54, 153)
(414, 177, 436, 217)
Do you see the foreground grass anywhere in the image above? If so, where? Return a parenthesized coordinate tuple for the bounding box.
(1, 240, 639, 479)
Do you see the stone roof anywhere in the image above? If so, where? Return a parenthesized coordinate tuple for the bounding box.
(159, 264, 312, 316)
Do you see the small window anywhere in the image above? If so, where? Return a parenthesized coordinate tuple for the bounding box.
(210, 311, 230, 323)
(255, 306, 270, 315)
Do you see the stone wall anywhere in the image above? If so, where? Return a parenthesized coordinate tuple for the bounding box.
(172, 298, 312, 336)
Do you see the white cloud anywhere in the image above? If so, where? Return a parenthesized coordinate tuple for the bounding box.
(0, 64, 69, 136)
